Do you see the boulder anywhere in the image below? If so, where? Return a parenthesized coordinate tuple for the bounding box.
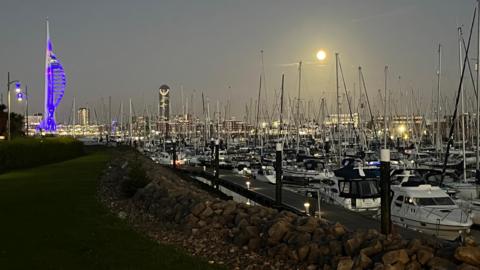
(233, 231, 250, 246)
(345, 237, 362, 256)
(382, 249, 410, 265)
(312, 228, 325, 242)
(360, 240, 383, 257)
(354, 252, 372, 269)
(457, 263, 479, 270)
(248, 237, 262, 251)
(427, 257, 457, 270)
(307, 243, 320, 264)
(404, 261, 421, 270)
(223, 201, 237, 215)
(464, 237, 477, 247)
(297, 217, 318, 233)
(384, 263, 405, 270)
(337, 257, 354, 270)
(244, 225, 259, 238)
(329, 240, 343, 255)
(455, 246, 480, 267)
(200, 207, 214, 218)
(191, 202, 206, 216)
(298, 245, 311, 261)
(332, 223, 347, 237)
(416, 248, 434, 265)
(237, 218, 249, 229)
(267, 220, 291, 244)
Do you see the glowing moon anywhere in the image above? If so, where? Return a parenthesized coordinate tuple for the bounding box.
(316, 50, 327, 61)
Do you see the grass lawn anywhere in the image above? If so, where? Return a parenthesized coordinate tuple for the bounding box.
(0, 150, 223, 270)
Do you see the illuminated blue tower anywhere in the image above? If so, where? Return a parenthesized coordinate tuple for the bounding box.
(39, 19, 66, 132)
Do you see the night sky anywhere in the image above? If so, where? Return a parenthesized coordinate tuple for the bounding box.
(0, 0, 476, 123)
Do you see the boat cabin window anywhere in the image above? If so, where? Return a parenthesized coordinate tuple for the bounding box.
(322, 179, 335, 186)
(394, 195, 404, 207)
(415, 197, 455, 206)
(339, 180, 379, 198)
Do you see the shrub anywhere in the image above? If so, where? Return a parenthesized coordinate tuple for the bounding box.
(121, 157, 149, 198)
(0, 137, 84, 173)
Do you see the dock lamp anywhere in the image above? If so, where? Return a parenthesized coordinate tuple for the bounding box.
(246, 180, 251, 189)
(304, 202, 311, 216)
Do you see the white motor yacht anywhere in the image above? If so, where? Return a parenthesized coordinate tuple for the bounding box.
(391, 182, 472, 241)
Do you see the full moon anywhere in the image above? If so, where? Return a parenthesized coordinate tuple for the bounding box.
(316, 50, 327, 61)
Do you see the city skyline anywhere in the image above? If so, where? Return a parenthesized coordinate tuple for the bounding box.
(0, 0, 476, 123)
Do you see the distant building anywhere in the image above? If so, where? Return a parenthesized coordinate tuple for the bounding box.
(159, 84, 170, 122)
(77, 108, 90, 126)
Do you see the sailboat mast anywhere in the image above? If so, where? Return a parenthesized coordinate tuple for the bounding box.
(476, 0, 480, 172)
(129, 98, 133, 145)
(336, 53, 340, 156)
(459, 26, 467, 182)
(296, 61, 302, 154)
(279, 74, 285, 138)
(436, 44, 442, 155)
(384, 66, 388, 148)
(255, 74, 262, 148)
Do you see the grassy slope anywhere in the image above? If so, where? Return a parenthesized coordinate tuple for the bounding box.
(0, 150, 222, 270)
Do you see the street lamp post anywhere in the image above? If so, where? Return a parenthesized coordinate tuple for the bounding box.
(15, 85, 28, 136)
(6, 72, 21, 141)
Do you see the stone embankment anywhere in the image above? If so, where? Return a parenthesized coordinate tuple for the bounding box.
(99, 150, 480, 270)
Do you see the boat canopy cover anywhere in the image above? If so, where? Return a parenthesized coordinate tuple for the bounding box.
(334, 158, 380, 179)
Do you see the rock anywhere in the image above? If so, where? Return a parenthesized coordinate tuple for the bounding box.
(307, 264, 317, 270)
(297, 217, 318, 233)
(197, 220, 207, 227)
(307, 243, 319, 263)
(332, 223, 347, 237)
(345, 237, 362, 256)
(406, 239, 422, 254)
(245, 225, 259, 238)
(233, 232, 250, 246)
(365, 229, 380, 240)
(191, 202, 205, 216)
(247, 237, 261, 251)
(354, 252, 372, 269)
(200, 207, 214, 218)
(404, 261, 421, 270)
(237, 218, 249, 229)
(337, 257, 354, 270)
(298, 245, 310, 261)
(457, 263, 479, 270)
(267, 220, 290, 244)
(329, 240, 343, 255)
(318, 245, 330, 256)
(289, 249, 299, 262)
(312, 228, 325, 242)
(373, 263, 385, 270)
(360, 240, 383, 257)
(223, 201, 237, 215)
(464, 237, 477, 247)
(455, 246, 480, 267)
(234, 212, 249, 225)
(417, 248, 434, 265)
(384, 263, 405, 270)
(382, 249, 410, 265)
(427, 257, 457, 270)
(288, 232, 311, 246)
